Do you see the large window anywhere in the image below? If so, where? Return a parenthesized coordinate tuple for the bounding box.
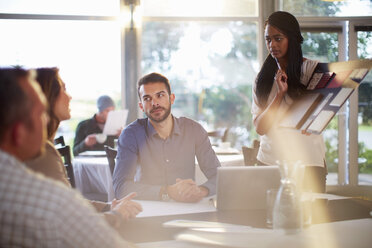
(281, 0, 372, 17)
(0, 0, 119, 15)
(142, 0, 258, 17)
(141, 20, 258, 147)
(1, 0, 371, 184)
(281, 0, 372, 184)
(357, 28, 372, 182)
(141, 0, 260, 147)
(0, 19, 122, 146)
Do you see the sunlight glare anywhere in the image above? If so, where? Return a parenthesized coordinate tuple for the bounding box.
(210, 29, 233, 56)
(338, 0, 372, 16)
(168, 0, 224, 17)
(118, 4, 143, 29)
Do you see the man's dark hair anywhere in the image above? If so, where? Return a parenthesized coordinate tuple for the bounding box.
(137, 72, 171, 98)
(0, 67, 32, 142)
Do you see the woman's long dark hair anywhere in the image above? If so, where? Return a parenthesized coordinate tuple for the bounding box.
(35, 67, 61, 139)
(255, 11, 305, 108)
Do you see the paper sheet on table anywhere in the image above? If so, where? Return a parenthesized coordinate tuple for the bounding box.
(163, 219, 251, 230)
(135, 198, 216, 218)
(137, 240, 197, 248)
(102, 109, 128, 135)
(310, 192, 351, 200)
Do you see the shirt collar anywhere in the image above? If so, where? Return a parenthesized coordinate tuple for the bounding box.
(146, 119, 157, 137)
(172, 116, 182, 136)
(0, 148, 24, 169)
(146, 115, 181, 138)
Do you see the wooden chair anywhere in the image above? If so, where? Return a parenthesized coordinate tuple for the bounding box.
(208, 128, 229, 146)
(54, 135, 65, 147)
(242, 139, 260, 166)
(57, 145, 75, 188)
(104, 145, 117, 175)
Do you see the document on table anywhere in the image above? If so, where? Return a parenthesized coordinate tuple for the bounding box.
(102, 109, 128, 135)
(310, 192, 351, 200)
(163, 219, 251, 230)
(135, 198, 216, 218)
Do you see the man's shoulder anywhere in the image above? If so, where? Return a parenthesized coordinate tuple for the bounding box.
(176, 116, 197, 124)
(176, 116, 204, 130)
(0, 153, 123, 247)
(1, 159, 82, 212)
(122, 118, 148, 136)
(79, 117, 94, 124)
(126, 118, 147, 129)
(77, 116, 95, 126)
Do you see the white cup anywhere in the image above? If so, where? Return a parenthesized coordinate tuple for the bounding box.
(219, 142, 231, 149)
(96, 133, 107, 144)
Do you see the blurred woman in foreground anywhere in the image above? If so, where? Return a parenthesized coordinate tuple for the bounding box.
(26, 67, 142, 226)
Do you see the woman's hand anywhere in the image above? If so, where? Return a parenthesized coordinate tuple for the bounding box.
(275, 69, 288, 97)
(254, 69, 288, 136)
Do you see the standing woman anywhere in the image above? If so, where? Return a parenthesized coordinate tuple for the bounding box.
(252, 11, 327, 192)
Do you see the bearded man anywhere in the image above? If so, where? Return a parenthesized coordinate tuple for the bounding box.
(113, 73, 220, 202)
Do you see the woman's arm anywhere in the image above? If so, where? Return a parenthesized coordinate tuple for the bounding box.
(254, 69, 288, 135)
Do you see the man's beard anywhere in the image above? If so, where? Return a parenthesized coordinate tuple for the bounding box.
(147, 105, 171, 123)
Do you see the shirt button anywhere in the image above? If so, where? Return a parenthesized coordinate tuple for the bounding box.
(166, 159, 169, 162)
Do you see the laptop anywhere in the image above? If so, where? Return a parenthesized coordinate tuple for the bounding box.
(216, 166, 281, 211)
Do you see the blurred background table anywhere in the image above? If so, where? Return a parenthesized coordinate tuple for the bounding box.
(73, 155, 114, 202)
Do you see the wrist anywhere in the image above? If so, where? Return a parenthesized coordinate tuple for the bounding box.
(102, 203, 111, 212)
(199, 186, 209, 197)
(276, 91, 285, 99)
(110, 209, 126, 229)
(160, 185, 170, 201)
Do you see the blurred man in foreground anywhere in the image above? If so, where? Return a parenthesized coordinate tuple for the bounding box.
(0, 67, 135, 248)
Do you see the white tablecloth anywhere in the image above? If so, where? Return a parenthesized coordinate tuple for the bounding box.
(73, 156, 114, 201)
(138, 218, 372, 248)
(73, 154, 244, 201)
(195, 154, 244, 184)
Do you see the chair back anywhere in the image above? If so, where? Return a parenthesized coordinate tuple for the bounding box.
(104, 145, 117, 175)
(242, 139, 260, 166)
(57, 145, 75, 188)
(54, 135, 65, 147)
(208, 128, 229, 145)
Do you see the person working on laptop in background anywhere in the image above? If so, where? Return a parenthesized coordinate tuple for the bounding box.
(73, 95, 121, 155)
(113, 72, 221, 202)
(0, 67, 134, 247)
(252, 11, 326, 193)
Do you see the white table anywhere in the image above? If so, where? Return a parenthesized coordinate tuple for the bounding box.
(73, 156, 114, 201)
(73, 154, 244, 201)
(137, 218, 372, 248)
(122, 197, 372, 247)
(195, 154, 245, 184)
